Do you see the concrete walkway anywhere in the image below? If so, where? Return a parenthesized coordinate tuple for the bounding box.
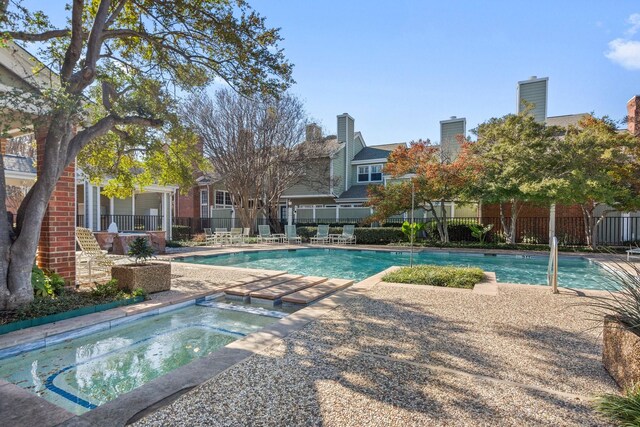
(135, 277, 616, 426)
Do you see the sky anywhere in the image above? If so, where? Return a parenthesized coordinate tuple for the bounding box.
(21, 0, 640, 146)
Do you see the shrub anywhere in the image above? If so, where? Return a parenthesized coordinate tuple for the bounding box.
(171, 225, 192, 241)
(91, 279, 123, 299)
(128, 237, 155, 264)
(296, 226, 405, 245)
(382, 265, 485, 288)
(31, 266, 66, 297)
(166, 240, 184, 248)
(595, 385, 640, 426)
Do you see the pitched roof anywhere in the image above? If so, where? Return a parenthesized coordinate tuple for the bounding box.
(371, 143, 406, 151)
(352, 146, 392, 161)
(3, 155, 36, 174)
(336, 185, 370, 200)
(545, 113, 589, 128)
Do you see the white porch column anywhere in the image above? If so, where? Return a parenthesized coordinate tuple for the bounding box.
(87, 181, 94, 230)
(549, 203, 556, 246)
(95, 186, 101, 231)
(109, 197, 115, 216)
(335, 205, 339, 221)
(312, 205, 316, 222)
(231, 209, 236, 228)
(622, 212, 631, 242)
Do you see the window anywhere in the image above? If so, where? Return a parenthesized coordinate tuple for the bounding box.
(357, 164, 383, 182)
(200, 189, 209, 218)
(357, 166, 370, 182)
(370, 165, 383, 181)
(215, 190, 233, 207)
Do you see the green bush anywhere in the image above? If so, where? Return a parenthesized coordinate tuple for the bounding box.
(171, 225, 192, 241)
(595, 385, 640, 426)
(91, 279, 123, 299)
(296, 226, 405, 244)
(382, 265, 485, 288)
(166, 240, 184, 248)
(31, 266, 66, 297)
(128, 237, 155, 264)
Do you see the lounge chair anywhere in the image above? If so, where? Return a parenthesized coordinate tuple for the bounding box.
(627, 246, 640, 261)
(242, 227, 251, 244)
(332, 225, 357, 245)
(257, 225, 280, 244)
(310, 224, 330, 244)
(75, 227, 125, 282)
(284, 225, 302, 244)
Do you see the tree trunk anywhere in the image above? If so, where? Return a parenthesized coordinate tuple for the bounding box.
(509, 200, 519, 245)
(439, 200, 449, 243)
(580, 203, 595, 248)
(498, 203, 512, 244)
(426, 201, 449, 243)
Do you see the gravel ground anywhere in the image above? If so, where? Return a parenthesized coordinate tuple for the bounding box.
(135, 281, 615, 427)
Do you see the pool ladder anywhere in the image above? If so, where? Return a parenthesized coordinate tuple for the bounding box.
(547, 236, 559, 294)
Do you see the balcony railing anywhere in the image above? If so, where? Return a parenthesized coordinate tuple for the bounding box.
(77, 214, 163, 232)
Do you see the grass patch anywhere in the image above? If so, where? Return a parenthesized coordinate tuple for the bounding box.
(595, 385, 640, 426)
(382, 265, 484, 289)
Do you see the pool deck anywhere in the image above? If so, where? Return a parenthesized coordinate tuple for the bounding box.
(1, 244, 624, 426)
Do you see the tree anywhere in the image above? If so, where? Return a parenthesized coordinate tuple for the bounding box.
(472, 112, 560, 244)
(553, 116, 640, 247)
(0, 0, 292, 309)
(368, 140, 479, 242)
(184, 89, 326, 230)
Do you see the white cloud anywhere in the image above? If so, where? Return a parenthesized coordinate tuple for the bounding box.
(605, 38, 640, 69)
(627, 13, 640, 35)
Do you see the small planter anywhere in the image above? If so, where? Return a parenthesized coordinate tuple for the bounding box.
(111, 263, 171, 294)
(603, 315, 640, 389)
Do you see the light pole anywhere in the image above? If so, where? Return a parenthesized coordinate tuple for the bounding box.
(410, 180, 415, 267)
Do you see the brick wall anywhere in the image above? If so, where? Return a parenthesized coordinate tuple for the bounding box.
(36, 131, 76, 283)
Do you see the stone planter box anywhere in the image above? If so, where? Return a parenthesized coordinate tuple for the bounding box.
(603, 315, 640, 389)
(111, 263, 171, 294)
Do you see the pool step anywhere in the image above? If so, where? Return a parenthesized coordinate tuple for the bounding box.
(221, 271, 286, 290)
(281, 278, 354, 306)
(224, 274, 303, 302)
(197, 300, 288, 319)
(249, 276, 327, 306)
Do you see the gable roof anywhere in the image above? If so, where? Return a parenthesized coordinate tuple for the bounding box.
(4, 154, 36, 174)
(352, 146, 392, 161)
(336, 184, 370, 201)
(371, 143, 406, 152)
(546, 113, 589, 128)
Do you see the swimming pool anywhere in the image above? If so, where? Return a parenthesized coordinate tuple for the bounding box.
(0, 303, 281, 414)
(176, 248, 613, 290)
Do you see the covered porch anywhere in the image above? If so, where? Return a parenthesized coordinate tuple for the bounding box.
(76, 178, 176, 240)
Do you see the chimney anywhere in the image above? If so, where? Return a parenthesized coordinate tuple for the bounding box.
(336, 113, 354, 145)
(627, 96, 640, 137)
(517, 76, 548, 123)
(440, 116, 466, 160)
(305, 123, 322, 142)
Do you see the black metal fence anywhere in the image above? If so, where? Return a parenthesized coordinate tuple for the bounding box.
(76, 213, 640, 246)
(77, 214, 163, 232)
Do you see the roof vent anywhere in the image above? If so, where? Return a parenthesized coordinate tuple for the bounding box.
(530, 75, 538, 80)
(450, 116, 457, 120)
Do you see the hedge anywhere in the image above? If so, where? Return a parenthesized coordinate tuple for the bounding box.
(382, 265, 484, 288)
(296, 226, 405, 245)
(171, 225, 192, 241)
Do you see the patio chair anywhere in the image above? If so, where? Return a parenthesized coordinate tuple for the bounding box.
(203, 228, 216, 245)
(257, 225, 280, 244)
(229, 228, 244, 245)
(214, 227, 229, 245)
(242, 227, 251, 244)
(75, 227, 125, 282)
(310, 224, 330, 244)
(284, 225, 302, 244)
(332, 225, 357, 245)
(627, 245, 640, 261)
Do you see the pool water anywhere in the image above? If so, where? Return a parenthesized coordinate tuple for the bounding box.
(177, 248, 613, 290)
(0, 305, 278, 414)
